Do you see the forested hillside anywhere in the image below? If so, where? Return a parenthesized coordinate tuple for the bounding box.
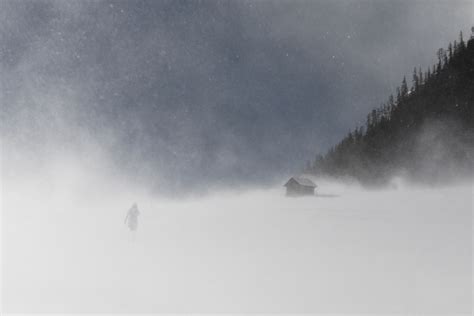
(307, 31, 474, 185)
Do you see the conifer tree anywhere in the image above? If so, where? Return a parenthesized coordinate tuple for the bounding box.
(412, 67, 419, 91)
(459, 31, 465, 50)
(437, 48, 445, 72)
(401, 77, 408, 98)
(396, 87, 402, 104)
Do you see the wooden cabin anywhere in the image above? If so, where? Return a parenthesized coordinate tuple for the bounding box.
(284, 176, 317, 196)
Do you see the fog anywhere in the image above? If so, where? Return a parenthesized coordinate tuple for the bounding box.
(1, 0, 473, 189)
(2, 154, 472, 313)
(1, 0, 473, 313)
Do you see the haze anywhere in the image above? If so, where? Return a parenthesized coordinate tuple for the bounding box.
(1, 0, 473, 189)
(1, 0, 473, 314)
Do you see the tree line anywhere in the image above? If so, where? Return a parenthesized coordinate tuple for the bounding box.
(306, 30, 474, 185)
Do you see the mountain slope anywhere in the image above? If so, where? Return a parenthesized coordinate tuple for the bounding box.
(307, 31, 474, 185)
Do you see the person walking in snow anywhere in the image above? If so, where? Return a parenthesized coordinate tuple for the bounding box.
(124, 203, 140, 232)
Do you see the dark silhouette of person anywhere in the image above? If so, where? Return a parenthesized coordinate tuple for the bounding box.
(124, 203, 140, 232)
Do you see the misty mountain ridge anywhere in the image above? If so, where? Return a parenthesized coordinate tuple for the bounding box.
(306, 31, 474, 185)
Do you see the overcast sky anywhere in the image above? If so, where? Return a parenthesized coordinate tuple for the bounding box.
(1, 0, 473, 193)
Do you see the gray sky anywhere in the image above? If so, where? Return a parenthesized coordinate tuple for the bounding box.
(1, 0, 473, 193)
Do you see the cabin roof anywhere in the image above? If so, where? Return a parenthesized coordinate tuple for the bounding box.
(284, 176, 317, 188)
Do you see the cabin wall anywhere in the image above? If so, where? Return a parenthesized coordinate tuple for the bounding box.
(286, 184, 314, 196)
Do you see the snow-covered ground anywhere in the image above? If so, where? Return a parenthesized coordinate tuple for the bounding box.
(2, 167, 472, 313)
